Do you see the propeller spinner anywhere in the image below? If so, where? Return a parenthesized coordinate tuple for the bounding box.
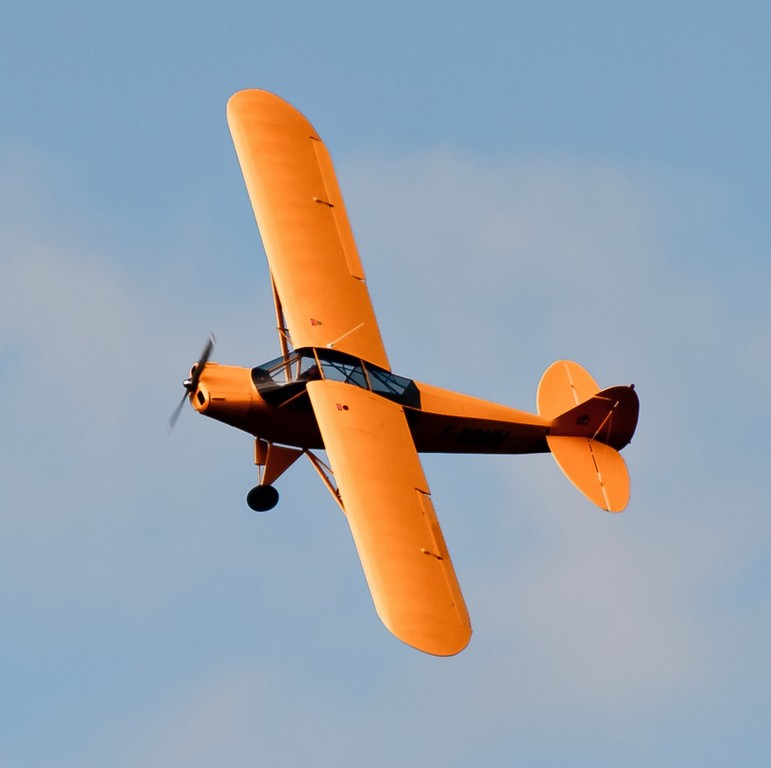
(168, 334, 216, 432)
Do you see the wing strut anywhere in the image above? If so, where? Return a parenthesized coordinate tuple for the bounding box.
(305, 450, 345, 513)
(271, 279, 292, 361)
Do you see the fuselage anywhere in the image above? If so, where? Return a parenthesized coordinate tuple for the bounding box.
(189, 348, 552, 455)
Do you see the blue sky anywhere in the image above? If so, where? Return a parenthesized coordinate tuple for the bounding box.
(2, 2, 770, 766)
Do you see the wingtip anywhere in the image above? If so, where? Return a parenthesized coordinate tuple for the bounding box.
(393, 625, 473, 657)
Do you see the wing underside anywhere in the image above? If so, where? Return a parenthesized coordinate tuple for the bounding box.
(227, 89, 389, 369)
(306, 380, 471, 656)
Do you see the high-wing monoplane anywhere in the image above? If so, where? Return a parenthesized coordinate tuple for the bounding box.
(172, 90, 639, 656)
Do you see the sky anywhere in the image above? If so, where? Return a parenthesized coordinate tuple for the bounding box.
(2, 1, 770, 765)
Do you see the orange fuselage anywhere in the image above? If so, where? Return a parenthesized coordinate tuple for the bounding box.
(192, 359, 553, 456)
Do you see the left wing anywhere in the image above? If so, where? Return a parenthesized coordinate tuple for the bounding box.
(227, 89, 389, 369)
(306, 379, 471, 656)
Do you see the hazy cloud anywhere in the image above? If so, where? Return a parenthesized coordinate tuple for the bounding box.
(2, 141, 770, 767)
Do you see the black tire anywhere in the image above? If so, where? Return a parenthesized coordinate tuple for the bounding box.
(246, 484, 279, 512)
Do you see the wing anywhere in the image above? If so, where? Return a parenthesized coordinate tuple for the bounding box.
(306, 379, 471, 656)
(227, 89, 389, 369)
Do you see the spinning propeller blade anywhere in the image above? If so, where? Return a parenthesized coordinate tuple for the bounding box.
(167, 334, 216, 432)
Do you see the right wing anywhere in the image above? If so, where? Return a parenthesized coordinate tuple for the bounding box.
(227, 89, 390, 369)
(306, 379, 471, 656)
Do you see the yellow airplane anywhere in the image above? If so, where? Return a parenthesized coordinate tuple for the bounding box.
(171, 90, 639, 656)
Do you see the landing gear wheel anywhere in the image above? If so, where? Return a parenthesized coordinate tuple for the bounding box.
(246, 484, 279, 512)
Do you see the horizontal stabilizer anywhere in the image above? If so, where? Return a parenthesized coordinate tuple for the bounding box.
(537, 360, 599, 419)
(546, 435, 630, 512)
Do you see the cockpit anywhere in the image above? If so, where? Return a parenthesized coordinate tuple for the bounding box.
(251, 348, 420, 408)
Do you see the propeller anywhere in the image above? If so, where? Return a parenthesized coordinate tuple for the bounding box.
(167, 334, 216, 432)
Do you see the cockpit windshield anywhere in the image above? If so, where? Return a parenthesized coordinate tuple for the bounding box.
(250, 351, 319, 406)
(251, 349, 420, 408)
(252, 351, 319, 386)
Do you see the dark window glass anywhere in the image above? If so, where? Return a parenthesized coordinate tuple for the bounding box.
(318, 357, 368, 388)
(252, 351, 319, 386)
(251, 348, 420, 409)
(251, 351, 320, 405)
(364, 363, 421, 408)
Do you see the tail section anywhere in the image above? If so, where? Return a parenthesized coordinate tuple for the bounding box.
(537, 361, 639, 512)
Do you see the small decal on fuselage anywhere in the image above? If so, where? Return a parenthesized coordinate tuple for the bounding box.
(438, 425, 510, 446)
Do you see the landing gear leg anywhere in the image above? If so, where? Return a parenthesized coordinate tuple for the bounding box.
(248, 438, 303, 512)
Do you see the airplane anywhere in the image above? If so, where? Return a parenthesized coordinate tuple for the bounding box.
(170, 89, 639, 656)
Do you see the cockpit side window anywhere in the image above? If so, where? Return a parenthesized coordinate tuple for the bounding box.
(366, 367, 406, 396)
(364, 363, 421, 408)
(317, 356, 368, 388)
(252, 348, 420, 409)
